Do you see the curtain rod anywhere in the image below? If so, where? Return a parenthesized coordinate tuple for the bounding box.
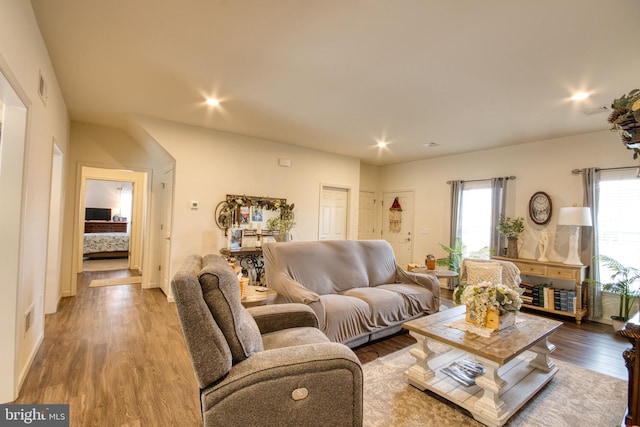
(446, 176, 515, 184)
(571, 166, 637, 174)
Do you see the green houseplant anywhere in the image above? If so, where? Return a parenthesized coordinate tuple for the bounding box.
(436, 238, 490, 280)
(266, 203, 296, 241)
(588, 255, 640, 330)
(497, 216, 525, 259)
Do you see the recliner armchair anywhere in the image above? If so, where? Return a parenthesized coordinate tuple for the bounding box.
(171, 254, 363, 427)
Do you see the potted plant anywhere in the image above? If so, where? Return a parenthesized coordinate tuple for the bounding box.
(588, 255, 640, 330)
(497, 216, 525, 259)
(608, 88, 640, 158)
(266, 203, 295, 241)
(436, 238, 490, 285)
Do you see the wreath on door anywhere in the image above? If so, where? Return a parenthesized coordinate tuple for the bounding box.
(389, 197, 403, 232)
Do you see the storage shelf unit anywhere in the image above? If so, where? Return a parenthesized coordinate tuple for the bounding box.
(493, 256, 588, 324)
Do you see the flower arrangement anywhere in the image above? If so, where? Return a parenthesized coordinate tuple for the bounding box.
(454, 281, 523, 325)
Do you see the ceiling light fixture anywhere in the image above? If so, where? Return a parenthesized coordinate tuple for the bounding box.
(570, 92, 589, 101)
(206, 98, 220, 106)
(423, 142, 439, 148)
(376, 140, 388, 148)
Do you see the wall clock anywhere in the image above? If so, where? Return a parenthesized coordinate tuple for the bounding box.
(529, 191, 552, 225)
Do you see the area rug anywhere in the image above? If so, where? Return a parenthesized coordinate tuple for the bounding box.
(362, 343, 626, 426)
(83, 258, 129, 271)
(89, 276, 142, 287)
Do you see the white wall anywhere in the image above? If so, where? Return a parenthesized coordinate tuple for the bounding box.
(133, 117, 361, 291)
(379, 130, 635, 264)
(0, 1, 69, 402)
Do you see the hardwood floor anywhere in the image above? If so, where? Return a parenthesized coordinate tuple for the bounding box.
(14, 276, 629, 426)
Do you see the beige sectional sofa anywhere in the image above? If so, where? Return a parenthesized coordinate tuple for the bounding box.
(263, 239, 440, 348)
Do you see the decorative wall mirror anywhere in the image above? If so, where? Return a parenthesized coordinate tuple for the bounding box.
(215, 194, 292, 232)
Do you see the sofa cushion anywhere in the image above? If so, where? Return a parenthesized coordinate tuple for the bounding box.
(342, 287, 408, 326)
(376, 283, 436, 317)
(199, 254, 264, 363)
(319, 294, 373, 344)
(261, 327, 330, 351)
(263, 240, 398, 295)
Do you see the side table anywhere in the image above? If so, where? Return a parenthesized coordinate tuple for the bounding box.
(410, 267, 459, 289)
(241, 286, 277, 307)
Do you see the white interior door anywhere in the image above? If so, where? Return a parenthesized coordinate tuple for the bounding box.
(319, 186, 349, 240)
(358, 191, 377, 240)
(382, 191, 414, 268)
(160, 167, 174, 298)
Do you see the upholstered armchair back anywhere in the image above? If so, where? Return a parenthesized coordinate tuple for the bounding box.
(459, 258, 521, 288)
(171, 254, 264, 389)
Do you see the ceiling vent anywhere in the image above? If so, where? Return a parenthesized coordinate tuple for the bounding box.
(582, 105, 609, 116)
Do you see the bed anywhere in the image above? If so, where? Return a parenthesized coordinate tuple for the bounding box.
(83, 232, 130, 258)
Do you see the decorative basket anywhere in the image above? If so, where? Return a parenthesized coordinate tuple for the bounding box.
(466, 306, 516, 331)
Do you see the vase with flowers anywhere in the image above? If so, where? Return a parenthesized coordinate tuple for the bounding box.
(454, 281, 523, 330)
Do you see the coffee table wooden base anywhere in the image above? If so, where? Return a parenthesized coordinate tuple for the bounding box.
(405, 332, 558, 427)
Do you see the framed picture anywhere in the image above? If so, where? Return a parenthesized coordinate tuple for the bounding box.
(251, 207, 263, 223)
(529, 191, 552, 225)
(238, 206, 250, 226)
(230, 228, 243, 249)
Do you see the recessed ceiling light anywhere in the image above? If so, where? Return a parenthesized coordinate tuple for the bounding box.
(376, 140, 388, 148)
(570, 92, 589, 101)
(206, 98, 220, 106)
(423, 142, 439, 148)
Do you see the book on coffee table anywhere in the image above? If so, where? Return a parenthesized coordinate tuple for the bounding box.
(441, 359, 485, 387)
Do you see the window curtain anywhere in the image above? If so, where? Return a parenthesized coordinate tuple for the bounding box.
(490, 177, 507, 257)
(581, 168, 602, 320)
(449, 180, 462, 246)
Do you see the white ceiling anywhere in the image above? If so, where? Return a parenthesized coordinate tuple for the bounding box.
(30, 0, 640, 166)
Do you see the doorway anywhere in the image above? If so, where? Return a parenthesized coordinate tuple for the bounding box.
(70, 166, 148, 296)
(382, 191, 414, 268)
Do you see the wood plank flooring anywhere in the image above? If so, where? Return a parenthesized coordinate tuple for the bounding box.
(14, 275, 630, 426)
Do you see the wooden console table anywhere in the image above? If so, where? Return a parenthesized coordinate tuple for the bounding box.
(619, 313, 640, 427)
(493, 257, 588, 324)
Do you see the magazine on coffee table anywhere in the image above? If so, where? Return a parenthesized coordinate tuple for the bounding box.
(441, 359, 485, 387)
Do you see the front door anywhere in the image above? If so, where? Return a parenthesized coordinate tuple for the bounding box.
(382, 191, 414, 268)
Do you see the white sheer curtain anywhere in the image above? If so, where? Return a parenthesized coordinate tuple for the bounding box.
(119, 183, 133, 230)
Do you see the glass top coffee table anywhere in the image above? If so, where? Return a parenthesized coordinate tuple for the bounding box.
(403, 305, 562, 427)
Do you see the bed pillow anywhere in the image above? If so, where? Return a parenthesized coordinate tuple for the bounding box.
(465, 261, 503, 285)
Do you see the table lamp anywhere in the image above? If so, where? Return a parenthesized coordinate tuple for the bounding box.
(558, 207, 592, 265)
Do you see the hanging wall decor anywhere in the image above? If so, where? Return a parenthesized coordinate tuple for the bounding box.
(389, 197, 403, 232)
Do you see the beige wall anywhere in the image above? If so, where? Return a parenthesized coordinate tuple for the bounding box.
(133, 117, 361, 290)
(0, 1, 70, 402)
(378, 130, 635, 265)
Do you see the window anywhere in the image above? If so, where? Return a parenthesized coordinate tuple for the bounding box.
(459, 180, 492, 254)
(597, 169, 640, 283)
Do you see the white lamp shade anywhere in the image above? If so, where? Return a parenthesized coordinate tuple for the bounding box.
(558, 207, 592, 227)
